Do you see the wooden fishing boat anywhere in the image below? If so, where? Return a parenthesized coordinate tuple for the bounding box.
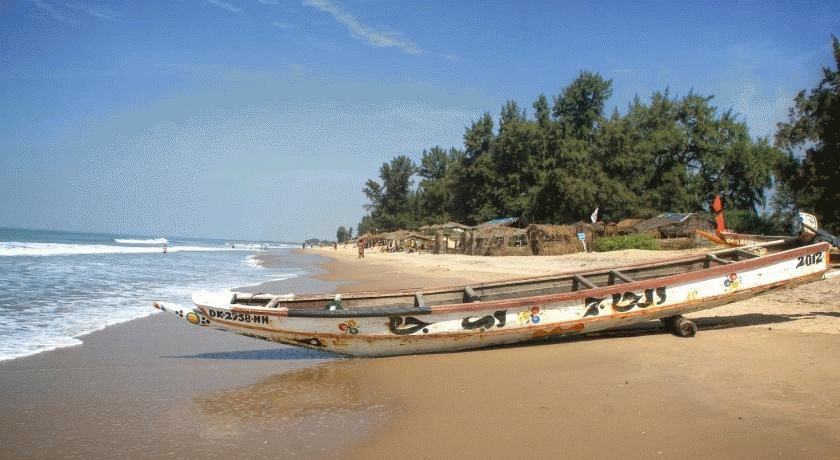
(153, 238, 833, 357)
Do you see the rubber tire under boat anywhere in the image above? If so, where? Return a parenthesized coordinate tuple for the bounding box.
(661, 315, 697, 338)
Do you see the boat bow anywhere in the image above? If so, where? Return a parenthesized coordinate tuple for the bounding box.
(152, 301, 211, 327)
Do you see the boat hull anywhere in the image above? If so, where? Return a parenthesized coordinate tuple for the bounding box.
(155, 242, 831, 357)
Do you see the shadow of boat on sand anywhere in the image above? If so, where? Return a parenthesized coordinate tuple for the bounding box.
(163, 346, 339, 360)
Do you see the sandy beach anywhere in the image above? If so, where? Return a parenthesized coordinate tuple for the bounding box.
(2, 244, 839, 459)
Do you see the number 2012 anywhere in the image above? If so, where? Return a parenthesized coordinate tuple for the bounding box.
(796, 252, 823, 268)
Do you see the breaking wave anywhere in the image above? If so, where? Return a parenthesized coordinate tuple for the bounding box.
(0, 242, 234, 257)
(115, 238, 169, 245)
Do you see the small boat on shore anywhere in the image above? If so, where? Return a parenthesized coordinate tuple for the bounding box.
(154, 234, 834, 357)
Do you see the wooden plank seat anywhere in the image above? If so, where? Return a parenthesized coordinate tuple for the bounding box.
(572, 274, 597, 291)
(414, 292, 426, 309)
(608, 270, 635, 285)
(705, 254, 733, 267)
(464, 286, 480, 302)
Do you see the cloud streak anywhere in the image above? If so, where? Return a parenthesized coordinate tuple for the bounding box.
(29, 0, 122, 23)
(207, 0, 243, 15)
(272, 21, 296, 30)
(29, 0, 77, 24)
(303, 0, 423, 55)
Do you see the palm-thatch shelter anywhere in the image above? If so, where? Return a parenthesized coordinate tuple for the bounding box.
(468, 218, 529, 256)
(525, 224, 584, 255)
(419, 222, 476, 254)
(373, 230, 434, 252)
(615, 219, 644, 235)
(631, 213, 711, 239)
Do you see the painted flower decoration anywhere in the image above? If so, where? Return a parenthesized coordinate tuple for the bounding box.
(723, 273, 741, 290)
(338, 319, 359, 334)
(520, 306, 542, 324)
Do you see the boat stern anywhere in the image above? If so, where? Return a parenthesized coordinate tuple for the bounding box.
(152, 301, 210, 327)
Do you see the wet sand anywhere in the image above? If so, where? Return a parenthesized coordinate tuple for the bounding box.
(0, 255, 347, 459)
(2, 246, 839, 459)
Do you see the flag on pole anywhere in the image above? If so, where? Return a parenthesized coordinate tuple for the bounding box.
(590, 207, 599, 224)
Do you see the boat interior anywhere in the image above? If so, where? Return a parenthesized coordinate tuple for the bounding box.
(225, 239, 825, 316)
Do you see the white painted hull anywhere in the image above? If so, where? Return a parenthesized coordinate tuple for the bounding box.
(155, 242, 831, 357)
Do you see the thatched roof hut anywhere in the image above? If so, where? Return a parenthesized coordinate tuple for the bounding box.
(375, 230, 434, 252)
(470, 220, 528, 256)
(418, 222, 476, 254)
(631, 213, 711, 238)
(525, 224, 584, 255)
(420, 221, 476, 232)
(615, 219, 643, 235)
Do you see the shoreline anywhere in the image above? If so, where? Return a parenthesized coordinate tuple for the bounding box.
(0, 248, 350, 459)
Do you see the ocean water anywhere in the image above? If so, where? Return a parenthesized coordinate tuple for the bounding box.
(0, 227, 302, 361)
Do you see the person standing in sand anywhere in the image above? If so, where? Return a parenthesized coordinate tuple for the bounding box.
(358, 240, 365, 258)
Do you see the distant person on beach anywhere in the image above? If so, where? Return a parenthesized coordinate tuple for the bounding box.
(162, 243, 167, 254)
(358, 240, 365, 258)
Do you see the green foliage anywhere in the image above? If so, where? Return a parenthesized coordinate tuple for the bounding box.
(335, 226, 352, 243)
(721, 209, 785, 236)
(775, 35, 840, 234)
(354, 52, 839, 237)
(553, 71, 613, 140)
(361, 155, 418, 232)
(593, 234, 661, 252)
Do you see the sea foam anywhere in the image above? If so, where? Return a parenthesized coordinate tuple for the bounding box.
(0, 229, 304, 362)
(115, 237, 169, 244)
(0, 242, 245, 257)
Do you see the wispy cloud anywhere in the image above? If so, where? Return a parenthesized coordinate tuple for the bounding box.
(207, 0, 243, 15)
(29, 0, 122, 23)
(303, 0, 423, 55)
(29, 0, 78, 24)
(86, 7, 120, 21)
(272, 21, 296, 30)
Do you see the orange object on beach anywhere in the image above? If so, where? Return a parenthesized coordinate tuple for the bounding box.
(712, 195, 726, 232)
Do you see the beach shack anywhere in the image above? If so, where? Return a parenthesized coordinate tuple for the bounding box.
(377, 230, 434, 253)
(419, 222, 475, 254)
(630, 213, 711, 240)
(469, 218, 529, 256)
(525, 223, 584, 255)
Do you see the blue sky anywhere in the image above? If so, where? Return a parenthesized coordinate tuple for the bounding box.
(1, 0, 837, 242)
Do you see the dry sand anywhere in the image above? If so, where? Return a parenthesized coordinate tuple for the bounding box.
(305, 244, 840, 459)
(2, 245, 839, 459)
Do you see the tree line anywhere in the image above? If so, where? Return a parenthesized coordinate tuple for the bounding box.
(351, 36, 840, 239)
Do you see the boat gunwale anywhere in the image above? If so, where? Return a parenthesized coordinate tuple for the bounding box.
(231, 240, 795, 304)
(202, 242, 830, 318)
